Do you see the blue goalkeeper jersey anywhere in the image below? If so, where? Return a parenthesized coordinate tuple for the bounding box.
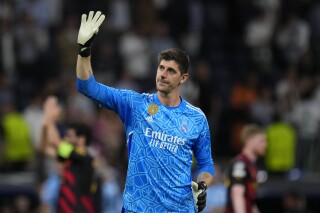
(77, 76, 215, 213)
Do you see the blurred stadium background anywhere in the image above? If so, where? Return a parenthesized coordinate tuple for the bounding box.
(0, 0, 320, 212)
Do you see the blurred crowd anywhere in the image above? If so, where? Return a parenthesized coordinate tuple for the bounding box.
(0, 0, 320, 212)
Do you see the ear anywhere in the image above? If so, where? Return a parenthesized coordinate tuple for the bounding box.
(179, 73, 189, 84)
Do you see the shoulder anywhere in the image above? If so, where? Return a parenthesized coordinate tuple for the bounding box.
(116, 89, 150, 101)
(185, 102, 206, 118)
(229, 158, 247, 179)
(185, 102, 208, 128)
(141, 93, 154, 101)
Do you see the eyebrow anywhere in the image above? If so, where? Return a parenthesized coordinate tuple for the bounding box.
(159, 64, 177, 73)
(167, 67, 176, 72)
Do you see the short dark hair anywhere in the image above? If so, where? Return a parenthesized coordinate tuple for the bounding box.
(68, 123, 92, 146)
(158, 48, 190, 74)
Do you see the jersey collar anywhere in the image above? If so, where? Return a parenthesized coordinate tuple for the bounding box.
(153, 93, 186, 110)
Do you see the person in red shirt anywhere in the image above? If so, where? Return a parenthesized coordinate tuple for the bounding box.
(40, 96, 96, 213)
(225, 124, 267, 213)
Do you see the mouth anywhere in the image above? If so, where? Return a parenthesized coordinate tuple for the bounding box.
(158, 80, 169, 84)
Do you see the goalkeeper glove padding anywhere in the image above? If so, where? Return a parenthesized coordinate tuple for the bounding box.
(77, 11, 105, 57)
(191, 181, 207, 212)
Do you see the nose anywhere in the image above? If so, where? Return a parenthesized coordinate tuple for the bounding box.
(160, 69, 168, 78)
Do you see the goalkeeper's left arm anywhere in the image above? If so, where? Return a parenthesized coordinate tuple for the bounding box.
(191, 118, 214, 212)
(40, 96, 62, 157)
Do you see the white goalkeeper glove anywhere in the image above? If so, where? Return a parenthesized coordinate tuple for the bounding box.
(77, 11, 105, 57)
(191, 181, 207, 212)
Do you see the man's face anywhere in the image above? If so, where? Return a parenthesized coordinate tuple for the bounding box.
(64, 128, 78, 145)
(248, 133, 267, 156)
(156, 60, 188, 94)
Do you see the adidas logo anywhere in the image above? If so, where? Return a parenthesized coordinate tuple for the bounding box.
(145, 115, 154, 122)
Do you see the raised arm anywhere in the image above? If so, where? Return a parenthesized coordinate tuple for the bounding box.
(75, 11, 135, 126)
(76, 11, 105, 80)
(77, 56, 93, 80)
(39, 96, 62, 156)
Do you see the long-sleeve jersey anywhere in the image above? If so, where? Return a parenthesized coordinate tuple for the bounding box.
(77, 75, 214, 212)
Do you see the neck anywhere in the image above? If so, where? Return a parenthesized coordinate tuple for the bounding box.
(157, 91, 181, 107)
(242, 148, 257, 163)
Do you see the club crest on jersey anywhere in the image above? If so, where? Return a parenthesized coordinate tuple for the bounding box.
(148, 104, 159, 115)
(180, 121, 188, 133)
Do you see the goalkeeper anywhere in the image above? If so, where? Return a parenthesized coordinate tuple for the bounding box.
(76, 11, 215, 212)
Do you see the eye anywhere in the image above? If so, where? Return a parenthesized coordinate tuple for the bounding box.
(159, 65, 164, 71)
(168, 69, 175, 74)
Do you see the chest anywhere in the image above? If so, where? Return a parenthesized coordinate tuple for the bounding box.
(246, 164, 257, 182)
(132, 103, 200, 153)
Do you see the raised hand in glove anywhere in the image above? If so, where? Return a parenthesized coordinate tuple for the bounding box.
(191, 181, 207, 212)
(77, 11, 105, 57)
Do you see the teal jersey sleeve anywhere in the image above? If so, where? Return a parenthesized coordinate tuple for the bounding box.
(77, 75, 139, 126)
(193, 118, 215, 177)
